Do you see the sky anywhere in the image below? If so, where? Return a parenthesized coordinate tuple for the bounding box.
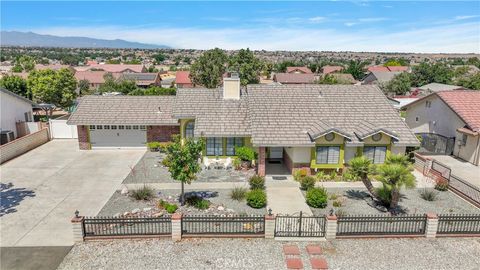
(1, 1, 480, 53)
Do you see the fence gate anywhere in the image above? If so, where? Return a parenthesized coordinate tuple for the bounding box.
(275, 212, 325, 237)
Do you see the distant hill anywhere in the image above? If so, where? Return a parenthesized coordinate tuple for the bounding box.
(0, 31, 170, 49)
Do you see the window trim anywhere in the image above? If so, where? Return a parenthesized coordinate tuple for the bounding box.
(363, 145, 388, 164)
(315, 146, 341, 164)
(206, 137, 223, 156)
(184, 121, 195, 139)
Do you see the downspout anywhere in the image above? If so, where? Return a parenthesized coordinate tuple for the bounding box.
(474, 134, 480, 165)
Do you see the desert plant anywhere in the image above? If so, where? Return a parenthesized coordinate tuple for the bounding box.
(165, 204, 178, 214)
(232, 157, 242, 170)
(377, 162, 415, 209)
(147, 141, 161, 151)
(333, 199, 344, 207)
(230, 186, 248, 201)
(341, 170, 356, 182)
(348, 156, 381, 201)
(130, 185, 154, 200)
(375, 185, 392, 205)
(185, 196, 211, 209)
(300, 176, 316, 190)
(329, 171, 337, 180)
(249, 175, 265, 190)
(315, 171, 327, 181)
(305, 187, 328, 208)
(235, 146, 257, 162)
(294, 168, 308, 181)
(435, 179, 449, 191)
(420, 189, 438, 201)
(335, 209, 348, 216)
(246, 189, 267, 208)
(329, 193, 339, 200)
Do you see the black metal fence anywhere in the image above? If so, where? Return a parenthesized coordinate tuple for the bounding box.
(438, 214, 480, 235)
(337, 215, 427, 236)
(181, 215, 265, 235)
(416, 133, 455, 155)
(431, 160, 451, 179)
(448, 175, 480, 207)
(83, 216, 172, 237)
(275, 212, 326, 237)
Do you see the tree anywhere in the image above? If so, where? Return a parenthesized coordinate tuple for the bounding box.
(152, 53, 166, 64)
(27, 68, 77, 114)
(348, 156, 382, 202)
(190, 48, 228, 88)
(128, 86, 176, 96)
(13, 55, 35, 72)
(165, 135, 204, 205)
(384, 58, 409, 66)
(316, 74, 338, 85)
(345, 60, 367, 80)
(78, 79, 91, 96)
(410, 62, 454, 87)
(456, 72, 480, 90)
(0, 75, 28, 97)
(228, 48, 262, 86)
(383, 72, 412, 95)
(261, 61, 274, 79)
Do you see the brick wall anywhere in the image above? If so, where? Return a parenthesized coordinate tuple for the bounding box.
(146, 125, 180, 142)
(258, 147, 266, 176)
(77, 125, 90, 150)
(0, 128, 50, 164)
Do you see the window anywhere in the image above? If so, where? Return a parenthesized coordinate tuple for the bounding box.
(206, 137, 223, 156)
(316, 146, 340, 164)
(139, 125, 146, 130)
(126, 126, 131, 130)
(133, 125, 139, 130)
(363, 146, 387, 164)
(226, 137, 244, 155)
(111, 125, 117, 130)
(425, 101, 432, 108)
(89, 125, 96, 130)
(460, 134, 467, 146)
(119, 125, 125, 129)
(324, 133, 335, 142)
(104, 125, 110, 130)
(415, 116, 419, 122)
(96, 125, 103, 130)
(24, 112, 32, 122)
(185, 121, 195, 138)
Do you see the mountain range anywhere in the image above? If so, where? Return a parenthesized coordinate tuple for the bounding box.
(0, 31, 169, 49)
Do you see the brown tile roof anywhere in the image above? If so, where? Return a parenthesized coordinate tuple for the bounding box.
(79, 64, 145, 73)
(175, 71, 192, 85)
(287, 66, 312, 74)
(321, 65, 344, 74)
(437, 91, 480, 132)
(367, 66, 409, 72)
(74, 71, 108, 84)
(67, 95, 178, 125)
(273, 73, 316, 84)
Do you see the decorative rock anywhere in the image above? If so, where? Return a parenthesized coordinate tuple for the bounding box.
(152, 212, 164, 217)
(120, 186, 129, 195)
(217, 206, 225, 211)
(132, 208, 141, 214)
(226, 208, 235, 212)
(143, 207, 152, 212)
(123, 212, 130, 216)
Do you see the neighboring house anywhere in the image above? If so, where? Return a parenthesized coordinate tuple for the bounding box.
(68, 76, 419, 176)
(414, 83, 465, 97)
(273, 73, 316, 84)
(175, 71, 195, 88)
(121, 73, 162, 87)
(391, 97, 419, 110)
(362, 71, 402, 85)
(321, 65, 344, 74)
(286, 66, 312, 74)
(34, 64, 73, 71)
(402, 90, 480, 166)
(0, 88, 35, 141)
(328, 73, 356, 84)
(75, 64, 146, 73)
(367, 66, 409, 72)
(74, 70, 110, 89)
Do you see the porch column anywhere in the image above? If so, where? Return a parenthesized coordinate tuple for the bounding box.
(258, 147, 266, 176)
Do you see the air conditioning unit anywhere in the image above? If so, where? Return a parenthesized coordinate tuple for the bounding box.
(0, 131, 15, 145)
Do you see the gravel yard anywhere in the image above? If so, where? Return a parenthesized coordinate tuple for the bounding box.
(305, 188, 480, 216)
(98, 188, 265, 217)
(58, 238, 480, 270)
(122, 151, 254, 184)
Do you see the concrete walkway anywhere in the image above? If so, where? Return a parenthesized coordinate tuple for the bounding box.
(425, 155, 480, 187)
(266, 179, 312, 215)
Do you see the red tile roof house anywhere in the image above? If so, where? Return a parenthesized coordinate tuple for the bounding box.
(75, 64, 146, 73)
(321, 65, 344, 75)
(68, 75, 419, 177)
(367, 66, 409, 72)
(286, 66, 313, 74)
(175, 71, 195, 88)
(273, 73, 316, 84)
(402, 90, 480, 166)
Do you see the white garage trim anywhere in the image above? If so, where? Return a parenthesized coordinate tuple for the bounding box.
(89, 124, 147, 149)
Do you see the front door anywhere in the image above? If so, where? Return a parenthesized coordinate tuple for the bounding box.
(269, 147, 283, 159)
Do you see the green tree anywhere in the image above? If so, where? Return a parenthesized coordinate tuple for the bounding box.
(190, 48, 228, 88)
(345, 60, 367, 80)
(228, 48, 262, 86)
(0, 75, 28, 97)
(348, 156, 382, 202)
(384, 58, 409, 66)
(27, 68, 77, 114)
(128, 86, 176, 96)
(165, 135, 204, 205)
(78, 79, 91, 96)
(410, 62, 454, 87)
(261, 61, 274, 79)
(383, 72, 412, 95)
(13, 55, 35, 72)
(316, 74, 338, 85)
(456, 73, 480, 90)
(98, 73, 117, 93)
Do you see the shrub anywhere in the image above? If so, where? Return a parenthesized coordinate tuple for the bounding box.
(375, 185, 392, 205)
(147, 141, 161, 151)
(335, 209, 348, 216)
(130, 185, 154, 200)
(246, 189, 267, 208)
(329, 171, 337, 180)
(329, 193, 339, 200)
(158, 142, 172, 152)
(435, 179, 449, 191)
(249, 175, 265, 190)
(230, 187, 248, 201)
(315, 171, 327, 181)
(161, 156, 171, 167)
(294, 168, 308, 181)
(235, 146, 257, 161)
(232, 157, 242, 170)
(300, 176, 316, 190)
(165, 204, 178, 214)
(185, 196, 211, 209)
(305, 187, 328, 208)
(420, 189, 438, 201)
(342, 170, 356, 182)
(333, 198, 345, 207)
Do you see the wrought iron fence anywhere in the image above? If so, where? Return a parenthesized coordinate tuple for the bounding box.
(83, 216, 172, 237)
(438, 214, 480, 234)
(181, 215, 265, 235)
(337, 215, 427, 236)
(431, 160, 452, 179)
(416, 133, 455, 155)
(448, 175, 480, 207)
(275, 212, 326, 237)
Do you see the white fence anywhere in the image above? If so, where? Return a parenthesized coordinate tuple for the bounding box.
(49, 116, 77, 139)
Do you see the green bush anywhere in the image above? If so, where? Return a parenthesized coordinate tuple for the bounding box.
(329, 171, 337, 181)
(294, 168, 308, 181)
(161, 156, 171, 167)
(342, 170, 356, 182)
(158, 142, 172, 152)
(435, 179, 449, 191)
(375, 185, 392, 205)
(420, 189, 438, 201)
(249, 175, 265, 190)
(300, 176, 316, 190)
(235, 146, 257, 161)
(185, 196, 211, 209)
(130, 185, 154, 200)
(305, 187, 328, 208)
(158, 200, 178, 213)
(246, 189, 267, 208)
(230, 187, 248, 201)
(147, 141, 161, 151)
(329, 193, 339, 200)
(232, 157, 242, 170)
(315, 171, 327, 181)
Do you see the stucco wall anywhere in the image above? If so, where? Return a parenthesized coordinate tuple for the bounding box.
(391, 145, 407, 156)
(0, 128, 49, 164)
(405, 95, 465, 138)
(0, 91, 33, 138)
(285, 147, 311, 163)
(453, 131, 480, 166)
(344, 146, 357, 163)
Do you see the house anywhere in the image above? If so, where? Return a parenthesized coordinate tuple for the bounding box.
(75, 64, 146, 73)
(367, 66, 409, 72)
(414, 83, 465, 97)
(175, 71, 195, 88)
(68, 75, 419, 176)
(328, 73, 356, 84)
(120, 73, 162, 87)
(74, 70, 110, 89)
(402, 90, 480, 166)
(362, 71, 402, 85)
(321, 65, 344, 74)
(286, 66, 312, 74)
(273, 73, 316, 84)
(0, 88, 36, 141)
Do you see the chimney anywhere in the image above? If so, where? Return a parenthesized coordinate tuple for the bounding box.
(223, 72, 240, 100)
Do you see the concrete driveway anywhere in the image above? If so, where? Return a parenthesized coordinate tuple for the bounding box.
(426, 155, 480, 188)
(0, 140, 144, 247)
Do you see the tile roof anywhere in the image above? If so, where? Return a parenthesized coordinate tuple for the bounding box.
(273, 73, 316, 84)
(367, 66, 409, 72)
(67, 95, 178, 125)
(175, 71, 192, 85)
(369, 71, 402, 83)
(121, 73, 160, 85)
(286, 67, 312, 74)
(418, 83, 464, 92)
(437, 91, 480, 132)
(74, 71, 109, 84)
(321, 65, 344, 74)
(77, 64, 145, 73)
(329, 73, 356, 84)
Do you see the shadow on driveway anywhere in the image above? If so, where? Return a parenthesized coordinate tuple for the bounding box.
(0, 246, 72, 270)
(0, 182, 35, 217)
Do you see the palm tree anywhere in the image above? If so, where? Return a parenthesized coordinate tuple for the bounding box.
(348, 156, 383, 202)
(377, 164, 416, 210)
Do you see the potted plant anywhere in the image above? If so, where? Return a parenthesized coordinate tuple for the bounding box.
(235, 146, 257, 169)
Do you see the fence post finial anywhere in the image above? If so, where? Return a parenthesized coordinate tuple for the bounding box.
(329, 208, 334, 216)
(268, 208, 273, 216)
(75, 210, 79, 218)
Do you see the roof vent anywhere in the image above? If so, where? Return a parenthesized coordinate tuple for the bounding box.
(318, 90, 323, 98)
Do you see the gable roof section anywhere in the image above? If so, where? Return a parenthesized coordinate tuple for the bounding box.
(322, 65, 344, 74)
(175, 71, 192, 85)
(273, 73, 315, 84)
(354, 120, 399, 140)
(286, 66, 312, 74)
(0, 87, 36, 105)
(437, 91, 480, 132)
(369, 71, 402, 83)
(307, 120, 353, 141)
(418, 83, 464, 92)
(67, 95, 178, 125)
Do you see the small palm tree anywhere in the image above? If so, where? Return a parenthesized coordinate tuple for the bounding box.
(377, 164, 416, 210)
(348, 156, 382, 202)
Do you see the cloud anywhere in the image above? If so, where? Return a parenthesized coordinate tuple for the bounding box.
(28, 22, 479, 53)
(344, 22, 357, 27)
(358, 17, 387, 22)
(454, 15, 478, 20)
(309, 16, 326, 23)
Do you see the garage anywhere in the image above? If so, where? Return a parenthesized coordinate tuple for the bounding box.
(89, 124, 146, 149)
